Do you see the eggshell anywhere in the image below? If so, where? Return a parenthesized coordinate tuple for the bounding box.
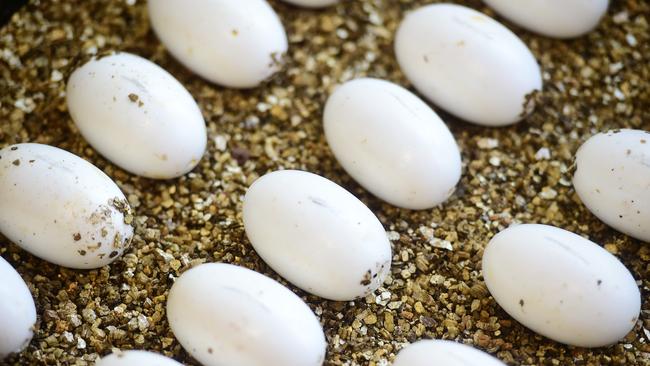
(394, 3, 542, 126)
(324, 78, 461, 209)
(67, 52, 207, 179)
(573, 129, 650, 242)
(0, 144, 134, 269)
(167, 263, 326, 366)
(243, 170, 392, 300)
(483, 224, 641, 347)
(0, 256, 36, 360)
(148, 0, 288, 88)
(483, 0, 609, 39)
(393, 340, 506, 366)
(97, 350, 183, 366)
(280, 0, 338, 8)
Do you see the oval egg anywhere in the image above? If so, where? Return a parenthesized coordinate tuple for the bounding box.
(0, 256, 36, 360)
(243, 170, 392, 301)
(280, 0, 338, 8)
(573, 129, 650, 242)
(67, 52, 207, 179)
(148, 0, 288, 88)
(97, 350, 183, 366)
(0, 144, 134, 269)
(483, 0, 609, 39)
(393, 340, 505, 366)
(167, 263, 326, 366)
(482, 224, 641, 347)
(324, 78, 462, 209)
(394, 3, 542, 126)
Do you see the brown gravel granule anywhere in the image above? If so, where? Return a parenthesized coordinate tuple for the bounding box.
(1, 0, 649, 365)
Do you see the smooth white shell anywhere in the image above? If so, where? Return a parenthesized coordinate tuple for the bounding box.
(324, 78, 462, 209)
(483, 0, 609, 38)
(0, 144, 134, 269)
(148, 0, 288, 88)
(573, 129, 650, 242)
(67, 52, 207, 179)
(97, 350, 183, 366)
(0, 256, 36, 360)
(280, 0, 338, 8)
(167, 263, 326, 366)
(394, 3, 542, 126)
(393, 340, 505, 366)
(483, 224, 641, 347)
(243, 170, 392, 301)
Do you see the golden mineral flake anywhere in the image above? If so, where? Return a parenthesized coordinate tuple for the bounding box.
(0, 0, 649, 365)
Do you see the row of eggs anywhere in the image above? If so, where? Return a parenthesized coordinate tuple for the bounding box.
(2, 220, 641, 363)
(147, 0, 609, 89)
(143, 0, 606, 127)
(93, 340, 510, 365)
(0, 131, 645, 362)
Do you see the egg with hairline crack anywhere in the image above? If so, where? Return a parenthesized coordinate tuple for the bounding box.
(482, 224, 640, 347)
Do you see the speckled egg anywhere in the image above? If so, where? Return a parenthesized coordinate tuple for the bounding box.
(394, 3, 542, 126)
(573, 129, 650, 242)
(167, 263, 326, 366)
(483, 224, 640, 347)
(0, 256, 36, 360)
(243, 170, 392, 301)
(67, 52, 207, 179)
(0, 143, 134, 269)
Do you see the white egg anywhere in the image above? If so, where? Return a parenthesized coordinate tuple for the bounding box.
(393, 340, 506, 366)
(97, 350, 183, 366)
(167, 263, 326, 366)
(394, 3, 542, 126)
(573, 129, 650, 242)
(483, 0, 609, 39)
(483, 224, 640, 347)
(67, 52, 207, 179)
(243, 170, 392, 301)
(324, 78, 462, 209)
(0, 144, 134, 269)
(148, 0, 288, 88)
(0, 256, 36, 360)
(280, 0, 338, 8)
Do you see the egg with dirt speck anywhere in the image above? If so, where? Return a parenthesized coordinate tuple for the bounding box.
(482, 0, 609, 39)
(66, 52, 207, 179)
(393, 340, 506, 366)
(394, 3, 542, 126)
(97, 350, 183, 366)
(0, 256, 36, 360)
(0, 143, 134, 269)
(148, 0, 288, 88)
(573, 129, 650, 242)
(243, 170, 392, 301)
(482, 224, 640, 347)
(324, 78, 462, 210)
(280, 0, 338, 8)
(167, 263, 326, 366)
